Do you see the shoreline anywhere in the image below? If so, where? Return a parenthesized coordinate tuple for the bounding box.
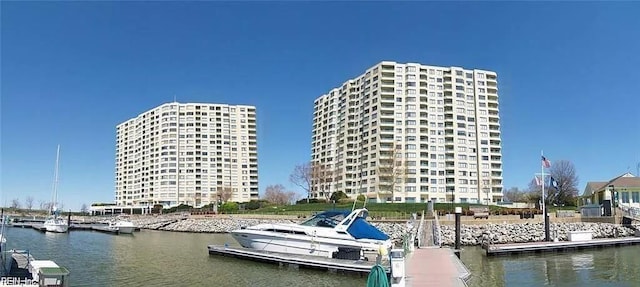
(85, 214, 638, 247)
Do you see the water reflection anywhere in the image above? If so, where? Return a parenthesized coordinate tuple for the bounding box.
(571, 253, 594, 271)
(5, 228, 366, 287)
(461, 246, 640, 287)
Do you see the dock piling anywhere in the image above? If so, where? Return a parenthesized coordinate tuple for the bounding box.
(454, 207, 461, 259)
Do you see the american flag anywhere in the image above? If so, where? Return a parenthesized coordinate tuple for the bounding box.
(541, 156, 551, 168)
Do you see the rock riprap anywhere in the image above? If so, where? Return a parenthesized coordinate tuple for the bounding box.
(438, 222, 636, 246)
(117, 215, 416, 243)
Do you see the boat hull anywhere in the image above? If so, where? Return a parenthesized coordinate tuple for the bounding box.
(44, 224, 68, 233)
(231, 230, 390, 258)
(112, 221, 136, 234)
(117, 226, 136, 234)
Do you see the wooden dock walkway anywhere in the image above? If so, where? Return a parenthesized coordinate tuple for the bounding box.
(485, 236, 640, 256)
(207, 245, 389, 276)
(405, 247, 470, 287)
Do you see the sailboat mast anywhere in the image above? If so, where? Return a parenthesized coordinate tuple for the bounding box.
(51, 145, 61, 214)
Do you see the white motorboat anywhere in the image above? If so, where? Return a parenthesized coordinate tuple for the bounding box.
(231, 208, 392, 259)
(108, 220, 136, 234)
(43, 145, 69, 233)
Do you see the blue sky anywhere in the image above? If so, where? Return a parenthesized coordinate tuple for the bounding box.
(2, 2, 639, 211)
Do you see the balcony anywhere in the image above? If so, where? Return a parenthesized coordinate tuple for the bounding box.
(381, 72, 394, 78)
(381, 88, 394, 94)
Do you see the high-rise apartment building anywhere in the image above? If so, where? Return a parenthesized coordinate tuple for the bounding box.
(115, 102, 259, 208)
(311, 61, 503, 204)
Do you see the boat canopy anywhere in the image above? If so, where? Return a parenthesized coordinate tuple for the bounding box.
(346, 217, 389, 240)
(300, 210, 351, 228)
(300, 209, 390, 241)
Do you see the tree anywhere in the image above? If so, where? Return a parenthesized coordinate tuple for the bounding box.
(290, 162, 334, 203)
(314, 164, 334, 201)
(526, 178, 543, 207)
(80, 203, 89, 214)
(330, 190, 348, 202)
(548, 160, 579, 206)
(11, 198, 21, 209)
(263, 184, 297, 205)
(377, 144, 405, 203)
(503, 187, 527, 202)
(216, 186, 233, 203)
(525, 160, 579, 207)
(290, 163, 312, 203)
(25, 196, 34, 210)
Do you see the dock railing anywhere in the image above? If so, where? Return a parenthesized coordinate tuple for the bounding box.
(416, 210, 425, 248)
(620, 204, 640, 221)
(432, 213, 442, 247)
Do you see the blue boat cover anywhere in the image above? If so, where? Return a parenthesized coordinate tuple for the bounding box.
(347, 217, 390, 240)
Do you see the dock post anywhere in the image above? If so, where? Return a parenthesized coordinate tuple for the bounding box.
(544, 211, 550, 242)
(454, 207, 461, 259)
(389, 249, 406, 287)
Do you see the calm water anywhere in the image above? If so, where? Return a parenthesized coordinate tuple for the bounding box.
(4, 227, 640, 287)
(461, 245, 640, 287)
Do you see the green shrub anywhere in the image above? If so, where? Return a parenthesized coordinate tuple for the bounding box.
(220, 202, 239, 213)
(245, 200, 262, 210)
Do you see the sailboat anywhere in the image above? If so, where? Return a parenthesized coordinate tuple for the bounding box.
(43, 145, 69, 233)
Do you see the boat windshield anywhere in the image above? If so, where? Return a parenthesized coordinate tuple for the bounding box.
(299, 211, 350, 228)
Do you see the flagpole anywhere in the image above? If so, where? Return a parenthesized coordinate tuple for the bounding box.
(541, 150, 545, 221)
(541, 150, 550, 242)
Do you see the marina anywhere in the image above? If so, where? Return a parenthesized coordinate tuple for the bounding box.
(9, 222, 138, 235)
(1, 213, 71, 287)
(3, 224, 640, 287)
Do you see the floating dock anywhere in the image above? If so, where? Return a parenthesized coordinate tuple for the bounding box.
(9, 223, 135, 235)
(207, 245, 389, 276)
(406, 247, 470, 287)
(485, 236, 640, 256)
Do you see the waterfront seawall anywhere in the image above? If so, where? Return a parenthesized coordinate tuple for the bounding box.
(85, 214, 638, 246)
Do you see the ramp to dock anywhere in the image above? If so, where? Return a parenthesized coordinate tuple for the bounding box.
(207, 245, 388, 275)
(405, 247, 470, 287)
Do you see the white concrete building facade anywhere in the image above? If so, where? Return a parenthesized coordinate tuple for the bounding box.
(115, 102, 259, 208)
(311, 61, 503, 204)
